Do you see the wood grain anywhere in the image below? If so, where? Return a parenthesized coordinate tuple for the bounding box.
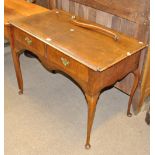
(62, 0, 69, 12)
(35, 0, 49, 8)
(8, 0, 149, 113)
(69, 0, 148, 23)
(56, 0, 62, 9)
(4, 0, 48, 40)
(69, 0, 75, 14)
(9, 10, 146, 72)
(55, 0, 149, 112)
(9, 9, 147, 148)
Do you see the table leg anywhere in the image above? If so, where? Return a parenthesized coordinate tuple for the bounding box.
(127, 69, 140, 117)
(85, 93, 100, 149)
(12, 49, 23, 95)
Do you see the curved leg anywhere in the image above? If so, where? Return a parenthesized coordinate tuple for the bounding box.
(12, 49, 23, 95)
(127, 69, 140, 117)
(85, 93, 100, 149)
(10, 26, 23, 95)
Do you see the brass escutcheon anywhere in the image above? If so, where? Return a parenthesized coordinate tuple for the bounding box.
(61, 57, 70, 67)
(25, 37, 32, 45)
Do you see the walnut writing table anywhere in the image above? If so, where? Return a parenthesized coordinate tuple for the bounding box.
(9, 9, 147, 149)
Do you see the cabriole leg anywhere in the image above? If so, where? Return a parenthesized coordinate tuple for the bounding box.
(12, 49, 23, 95)
(127, 69, 140, 117)
(85, 93, 100, 149)
(10, 26, 23, 95)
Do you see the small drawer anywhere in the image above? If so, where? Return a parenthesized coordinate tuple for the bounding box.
(13, 27, 45, 56)
(47, 46, 89, 82)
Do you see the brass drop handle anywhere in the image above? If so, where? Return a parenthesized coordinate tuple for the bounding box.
(25, 37, 32, 45)
(61, 57, 70, 67)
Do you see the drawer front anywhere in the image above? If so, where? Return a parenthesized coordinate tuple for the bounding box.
(47, 46, 89, 82)
(13, 27, 45, 56)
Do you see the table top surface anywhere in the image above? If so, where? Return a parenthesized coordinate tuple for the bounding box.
(4, 0, 48, 25)
(9, 9, 146, 71)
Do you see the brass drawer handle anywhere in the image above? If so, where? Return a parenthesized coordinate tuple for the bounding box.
(61, 57, 70, 67)
(25, 37, 32, 45)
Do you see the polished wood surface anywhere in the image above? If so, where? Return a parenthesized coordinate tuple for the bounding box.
(10, 10, 146, 72)
(9, 9, 147, 148)
(52, 0, 150, 113)
(35, 0, 150, 113)
(4, 0, 47, 24)
(4, 0, 48, 39)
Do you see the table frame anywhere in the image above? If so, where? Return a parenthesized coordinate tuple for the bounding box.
(9, 23, 143, 148)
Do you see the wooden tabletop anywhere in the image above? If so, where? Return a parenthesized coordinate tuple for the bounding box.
(9, 9, 147, 71)
(4, 0, 48, 25)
